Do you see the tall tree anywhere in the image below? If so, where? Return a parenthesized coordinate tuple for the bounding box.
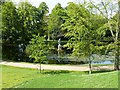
(48, 3, 66, 40)
(17, 2, 41, 44)
(37, 2, 49, 36)
(2, 1, 47, 61)
(17, 1, 47, 61)
(2, 1, 19, 60)
(117, 0, 120, 70)
(62, 2, 99, 73)
(89, 0, 119, 70)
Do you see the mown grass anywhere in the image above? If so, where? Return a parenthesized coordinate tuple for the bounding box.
(2, 65, 118, 88)
(2, 65, 42, 88)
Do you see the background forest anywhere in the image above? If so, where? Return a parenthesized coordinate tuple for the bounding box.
(1, 0, 120, 71)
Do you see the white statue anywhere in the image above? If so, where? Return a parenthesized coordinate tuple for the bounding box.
(58, 38, 61, 50)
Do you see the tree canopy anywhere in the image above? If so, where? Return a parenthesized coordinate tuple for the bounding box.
(1, 0, 119, 70)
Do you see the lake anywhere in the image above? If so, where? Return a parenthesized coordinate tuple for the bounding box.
(92, 60, 113, 64)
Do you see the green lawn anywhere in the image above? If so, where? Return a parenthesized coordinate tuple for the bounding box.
(2, 65, 118, 88)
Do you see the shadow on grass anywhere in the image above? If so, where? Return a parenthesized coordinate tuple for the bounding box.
(41, 70, 70, 74)
(40, 70, 113, 75)
(41, 70, 90, 75)
(92, 70, 113, 74)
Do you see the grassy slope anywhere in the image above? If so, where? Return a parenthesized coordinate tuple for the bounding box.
(2, 65, 118, 88)
(2, 65, 42, 88)
(18, 72, 118, 88)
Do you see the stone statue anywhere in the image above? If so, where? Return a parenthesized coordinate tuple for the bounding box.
(58, 38, 61, 51)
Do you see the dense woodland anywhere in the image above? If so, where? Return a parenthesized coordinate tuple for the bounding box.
(1, 0, 120, 71)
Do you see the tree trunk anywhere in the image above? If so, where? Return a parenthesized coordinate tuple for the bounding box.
(88, 57, 92, 74)
(111, 0, 120, 70)
(48, 30, 50, 41)
(114, 49, 119, 70)
(39, 59, 42, 73)
(114, 0, 120, 70)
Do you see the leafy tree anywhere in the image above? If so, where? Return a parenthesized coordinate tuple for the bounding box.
(48, 3, 66, 40)
(38, 2, 49, 15)
(25, 34, 48, 73)
(17, 1, 49, 42)
(16, 1, 48, 61)
(62, 2, 98, 73)
(2, 1, 19, 44)
(17, 2, 41, 44)
(2, 1, 19, 60)
(37, 2, 49, 36)
(89, 0, 119, 70)
(2, 1, 48, 61)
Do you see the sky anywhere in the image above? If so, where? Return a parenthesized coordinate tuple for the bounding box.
(12, 0, 76, 13)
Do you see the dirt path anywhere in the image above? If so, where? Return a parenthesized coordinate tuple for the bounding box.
(0, 61, 114, 71)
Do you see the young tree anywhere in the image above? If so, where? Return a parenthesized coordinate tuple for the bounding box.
(26, 34, 48, 73)
(62, 2, 99, 74)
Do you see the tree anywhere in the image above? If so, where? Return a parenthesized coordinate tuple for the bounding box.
(26, 34, 48, 73)
(2, 1, 19, 60)
(2, 1, 48, 61)
(17, 2, 41, 44)
(38, 2, 49, 15)
(16, 1, 47, 61)
(48, 3, 66, 40)
(89, 0, 119, 70)
(2, 1, 19, 44)
(62, 2, 99, 74)
(37, 2, 49, 36)
(118, 0, 120, 70)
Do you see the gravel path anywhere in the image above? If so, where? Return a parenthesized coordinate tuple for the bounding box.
(0, 61, 114, 71)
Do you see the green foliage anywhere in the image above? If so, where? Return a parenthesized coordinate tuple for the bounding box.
(62, 2, 97, 58)
(89, 0, 119, 70)
(48, 3, 66, 40)
(26, 34, 48, 62)
(96, 14, 119, 55)
(38, 2, 49, 36)
(2, 1, 49, 61)
(2, 1, 20, 60)
(17, 2, 41, 42)
(1, 0, 119, 68)
(38, 2, 49, 15)
(2, 1, 19, 44)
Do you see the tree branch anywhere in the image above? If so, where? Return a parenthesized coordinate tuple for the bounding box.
(109, 22, 115, 40)
(101, 1, 109, 18)
(89, 0, 108, 20)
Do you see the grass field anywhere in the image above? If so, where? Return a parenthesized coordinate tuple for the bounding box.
(2, 65, 119, 88)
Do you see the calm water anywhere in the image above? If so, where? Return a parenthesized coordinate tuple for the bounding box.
(92, 60, 113, 64)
